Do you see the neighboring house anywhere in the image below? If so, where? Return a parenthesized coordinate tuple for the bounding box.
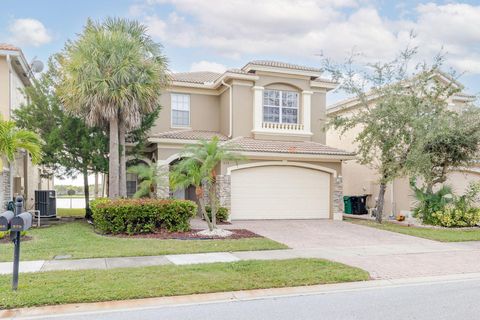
(326, 73, 478, 217)
(130, 60, 354, 220)
(0, 44, 52, 209)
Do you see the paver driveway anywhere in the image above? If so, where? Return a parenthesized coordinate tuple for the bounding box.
(224, 219, 480, 279)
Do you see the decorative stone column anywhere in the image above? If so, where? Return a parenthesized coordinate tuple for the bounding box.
(216, 175, 231, 210)
(333, 175, 343, 220)
(156, 163, 170, 199)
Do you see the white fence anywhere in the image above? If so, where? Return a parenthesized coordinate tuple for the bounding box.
(57, 198, 86, 209)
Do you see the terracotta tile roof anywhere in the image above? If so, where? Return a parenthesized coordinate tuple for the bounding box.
(170, 71, 222, 84)
(151, 130, 228, 141)
(243, 60, 322, 73)
(224, 137, 354, 156)
(0, 43, 20, 51)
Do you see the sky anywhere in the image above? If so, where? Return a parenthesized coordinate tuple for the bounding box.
(1, 0, 480, 184)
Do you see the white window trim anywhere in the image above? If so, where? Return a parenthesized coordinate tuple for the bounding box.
(170, 93, 191, 128)
(263, 89, 299, 124)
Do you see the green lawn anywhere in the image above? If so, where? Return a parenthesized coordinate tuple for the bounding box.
(0, 221, 287, 262)
(347, 218, 480, 242)
(56, 208, 85, 217)
(0, 259, 369, 309)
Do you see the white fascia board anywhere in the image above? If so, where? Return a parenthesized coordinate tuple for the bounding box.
(1, 50, 32, 86)
(243, 64, 322, 78)
(310, 80, 338, 91)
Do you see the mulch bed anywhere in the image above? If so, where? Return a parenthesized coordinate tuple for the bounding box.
(115, 228, 261, 240)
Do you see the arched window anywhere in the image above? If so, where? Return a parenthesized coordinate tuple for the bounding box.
(263, 89, 299, 124)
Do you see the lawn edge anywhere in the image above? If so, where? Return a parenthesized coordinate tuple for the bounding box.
(345, 218, 480, 242)
(8, 272, 480, 318)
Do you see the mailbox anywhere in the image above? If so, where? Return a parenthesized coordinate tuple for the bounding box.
(10, 212, 32, 232)
(0, 211, 14, 231)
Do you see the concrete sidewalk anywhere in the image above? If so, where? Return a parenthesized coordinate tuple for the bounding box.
(2, 243, 480, 281)
(0, 251, 252, 275)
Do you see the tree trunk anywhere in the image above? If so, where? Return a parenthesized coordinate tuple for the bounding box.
(109, 117, 120, 198)
(94, 172, 99, 199)
(209, 184, 217, 229)
(196, 186, 213, 231)
(119, 118, 127, 198)
(376, 182, 387, 223)
(83, 167, 91, 220)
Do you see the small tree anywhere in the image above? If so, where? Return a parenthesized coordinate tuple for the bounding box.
(56, 17, 169, 198)
(325, 47, 460, 222)
(0, 117, 42, 169)
(170, 137, 240, 232)
(407, 106, 480, 192)
(127, 163, 168, 198)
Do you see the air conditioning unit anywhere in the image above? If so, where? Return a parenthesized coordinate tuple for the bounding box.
(34, 190, 57, 218)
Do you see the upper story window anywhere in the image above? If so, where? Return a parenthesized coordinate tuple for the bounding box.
(263, 89, 299, 124)
(171, 93, 190, 127)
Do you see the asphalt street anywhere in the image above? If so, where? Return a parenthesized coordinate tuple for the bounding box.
(16, 278, 480, 320)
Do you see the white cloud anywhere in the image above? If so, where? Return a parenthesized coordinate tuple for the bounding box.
(8, 18, 52, 47)
(190, 60, 227, 73)
(412, 3, 480, 73)
(134, 1, 480, 74)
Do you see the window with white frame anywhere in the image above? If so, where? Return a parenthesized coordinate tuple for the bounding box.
(263, 89, 299, 124)
(171, 93, 190, 127)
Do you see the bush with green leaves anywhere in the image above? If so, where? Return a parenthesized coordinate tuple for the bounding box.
(412, 181, 480, 227)
(205, 206, 229, 222)
(411, 180, 454, 225)
(91, 198, 197, 234)
(431, 206, 480, 227)
(0, 230, 27, 240)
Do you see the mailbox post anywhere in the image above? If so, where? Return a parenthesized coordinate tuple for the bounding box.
(0, 196, 32, 291)
(12, 196, 24, 291)
(11, 196, 33, 291)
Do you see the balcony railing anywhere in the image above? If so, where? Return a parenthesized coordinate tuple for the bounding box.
(261, 122, 304, 131)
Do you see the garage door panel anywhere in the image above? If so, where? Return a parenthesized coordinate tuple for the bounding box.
(230, 165, 330, 220)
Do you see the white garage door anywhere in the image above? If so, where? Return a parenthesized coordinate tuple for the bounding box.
(230, 165, 330, 220)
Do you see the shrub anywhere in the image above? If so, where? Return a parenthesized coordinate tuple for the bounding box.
(431, 206, 480, 227)
(205, 206, 229, 222)
(91, 198, 197, 234)
(0, 230, 27, 240)
(412, 182, 480, 227)
(412, 182, 453, 225)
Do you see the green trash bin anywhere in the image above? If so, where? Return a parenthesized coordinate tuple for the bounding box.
(343, 196, 353, 214)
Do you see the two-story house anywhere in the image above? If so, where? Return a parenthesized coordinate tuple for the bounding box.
(0, 44, 51, 209)
(326, 73, 479, 217)
(129, 60, 354, 220)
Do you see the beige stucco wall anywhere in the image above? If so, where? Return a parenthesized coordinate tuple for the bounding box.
(219, 88, 230, 137)
(254, 73, 310, 91)
(152, 91, 221, 134)
(231, 83, 253, 138)
(0, 57, 9, 120)
(153, 71, 331, 144)
(311, 91, 327, 144)
(326, 96, 478, 215)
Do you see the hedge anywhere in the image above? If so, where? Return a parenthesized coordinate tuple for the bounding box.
(91, 198, 197, 234)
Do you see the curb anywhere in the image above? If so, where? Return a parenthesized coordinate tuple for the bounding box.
(4, 272, 480, 319)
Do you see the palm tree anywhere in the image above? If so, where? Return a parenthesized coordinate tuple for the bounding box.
(0, 117, 42, 170)
(57, 17, 168, 198)
(170, 137, 240, 231)
(127, 163, 168, 198)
